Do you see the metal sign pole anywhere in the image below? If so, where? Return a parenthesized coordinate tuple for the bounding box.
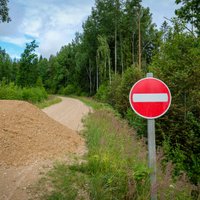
(147, 73, 157, 200)
(130, 73, 171, 199)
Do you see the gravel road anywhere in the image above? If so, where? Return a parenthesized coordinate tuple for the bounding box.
(43, 96, 92, 131)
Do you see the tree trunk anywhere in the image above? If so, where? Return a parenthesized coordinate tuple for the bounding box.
(89, 59, 92, 95)
(115, 27, 117, 75)
(132, 31, 135, 66)
(138, 9, 142, 70)
(120, 33, 124, 75)
(96, 56, 99, 91)
(108, 54, 111, 84)
(104, 55, 107, 81)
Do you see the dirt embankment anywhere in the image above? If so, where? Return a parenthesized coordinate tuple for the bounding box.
(0, 100, 84, 167)
(0, 98, 90, 200)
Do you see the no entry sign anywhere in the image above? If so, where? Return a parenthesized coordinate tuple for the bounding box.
(129, 77, 171, 119)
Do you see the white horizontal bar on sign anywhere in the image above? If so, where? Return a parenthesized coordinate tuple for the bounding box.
(133, 93, 168, 102)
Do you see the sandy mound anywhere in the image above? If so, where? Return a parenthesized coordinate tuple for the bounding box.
(0, 100, 84, 167)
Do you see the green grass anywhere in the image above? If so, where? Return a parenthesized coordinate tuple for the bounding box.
(33, 98, 196, 200)
(74, 96, 112, 110)
(35, 95, 62, 109)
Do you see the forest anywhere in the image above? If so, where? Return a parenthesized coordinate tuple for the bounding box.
(0, 0, 199, 186)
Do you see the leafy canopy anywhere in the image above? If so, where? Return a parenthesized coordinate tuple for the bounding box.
(0, 0, 11, 23)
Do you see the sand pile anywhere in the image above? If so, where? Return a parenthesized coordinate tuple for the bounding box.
(0, 100, 84, 166)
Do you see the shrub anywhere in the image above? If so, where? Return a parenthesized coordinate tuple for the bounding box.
(0, 82, 23, 100)
(95, 84, 109, 102)
(115, 67, 143, 116)
(126, 108, 146, 137)
(62, 84, 81, 96)
(106, 74, 122, 107)
(22, 87, 48, 103)
(105, 67, 143, 116)
(0, 82, 48, 103)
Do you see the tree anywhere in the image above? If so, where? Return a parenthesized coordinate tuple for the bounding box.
(175, 0, 200, 35)
(0, 47, 14, 83)
(150, 24, 200, 184)
(0, 0, 11, 23)
(97, 35, 111, 85)
(81, 13, 99, 93)
(17, 40, 39, 87)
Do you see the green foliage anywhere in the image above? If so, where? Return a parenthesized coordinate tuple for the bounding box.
(175, 0, 200, 35)
(95, 84, 109, 102)
(0, 0, 158, 95)
(150, 27, 200, 184)
(35, 95, 62, 109)
(114, 67, 143, 115)
(17, 40, 39, 87)
(0, 47, 14, 83)
(0, 82, 22, 100)
(105, 73, 122, 106)
(96, 35, 111, 84)
(77, 96, 113, 111)
(22, 87, 48, 103)
(0, 82, 48, 103)
(0, 0, 11, 23)
(95, 67, 146, 136)
(35, 76, 44, 88)
(42, 164, 80, 200)
(81, 110, 150, 199)
(104, 67, 143, 116)
(126, 108, 146, 137)
(59, 84, 81, 96)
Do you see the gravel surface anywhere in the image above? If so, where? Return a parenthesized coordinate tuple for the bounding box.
(0, 98, 90, 200)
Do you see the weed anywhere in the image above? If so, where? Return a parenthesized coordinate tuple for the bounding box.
(34, 99, 197, 200)
(35, 95, 62, 108)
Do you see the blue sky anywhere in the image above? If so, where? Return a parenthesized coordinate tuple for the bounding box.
(0, 0, 179, 59)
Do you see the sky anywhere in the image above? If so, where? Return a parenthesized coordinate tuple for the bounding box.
(0, 0, 179, 59)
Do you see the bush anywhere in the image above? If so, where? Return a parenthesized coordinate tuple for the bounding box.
(0, 82, 23, 100)
(105, 67, 143, 116)
(95, 84, 109, 102)
(115, 67, 143, 115)
(0, 82, 48, 103)
(95, 67, 145, 136)
(22, 87, 48, 103)
(126, 108, 146, 137)
(106, 74, 122, 107)
(61, 84, 81, 96)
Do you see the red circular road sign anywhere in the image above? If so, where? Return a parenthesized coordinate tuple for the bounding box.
(129, 77, 171, 119)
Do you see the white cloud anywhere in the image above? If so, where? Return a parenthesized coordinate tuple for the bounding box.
(142, 0, 180, 28)
(1, 0, 179, 58)
(0, 0, 94, 58)
(0, 36, 31, 47)
(20, 17, 42, 38)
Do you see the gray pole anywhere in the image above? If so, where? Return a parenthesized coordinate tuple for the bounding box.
(147, 73, 157, 200)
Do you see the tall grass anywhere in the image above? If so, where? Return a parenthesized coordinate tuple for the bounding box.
(35, 95, 62, 109)
(33, 99, 197, 200)
(79, 110, 150, 200)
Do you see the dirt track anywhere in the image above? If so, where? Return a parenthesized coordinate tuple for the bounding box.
(0, 97, 90, 200)
(43, 97, 92, 132)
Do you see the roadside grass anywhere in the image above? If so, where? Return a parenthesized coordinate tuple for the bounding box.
(35, 95, 62, 109)
(74, 96, 113, 111)
(34, 98, 196, 200)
